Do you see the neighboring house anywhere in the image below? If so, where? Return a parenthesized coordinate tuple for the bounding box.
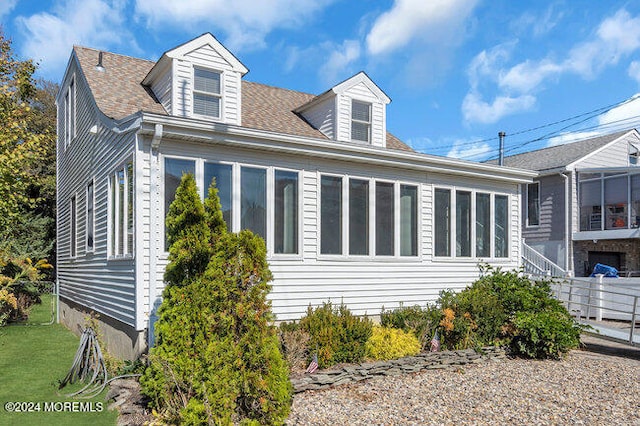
(56, 33, 534, 359)
(498, 129, 640, 277)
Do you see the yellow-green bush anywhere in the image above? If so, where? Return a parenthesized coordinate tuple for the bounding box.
(366, 325, 420, 360)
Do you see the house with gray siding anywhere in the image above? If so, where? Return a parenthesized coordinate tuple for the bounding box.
(499, 129, 640, 277)
(56, 33, 534, 359)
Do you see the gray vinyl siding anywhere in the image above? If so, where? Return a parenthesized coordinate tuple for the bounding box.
(57, 57, 138, 329)
(144, 137, 522, 321)
(574, 134, 635, 168)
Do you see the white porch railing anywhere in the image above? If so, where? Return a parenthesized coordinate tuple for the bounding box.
(521, 242, 567, 278)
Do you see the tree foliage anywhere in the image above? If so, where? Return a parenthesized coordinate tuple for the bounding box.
(141, 176, 291, 424)
(0, 33, 57, 273)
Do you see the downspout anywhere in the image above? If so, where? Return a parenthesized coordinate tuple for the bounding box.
(147, 123, 163, 349)
(559, 172, 572, 276)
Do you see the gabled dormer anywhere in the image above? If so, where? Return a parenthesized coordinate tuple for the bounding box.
(295, 72, 391, 148)
(142, 33, 248, 125)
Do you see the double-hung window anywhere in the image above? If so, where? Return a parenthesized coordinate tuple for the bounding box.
(351, 100, 371, 143)
(349, 179, 369, 255)
(110, 160, 134, 257)
(241, 167, 267, 241)
(193, 68, 221, 119)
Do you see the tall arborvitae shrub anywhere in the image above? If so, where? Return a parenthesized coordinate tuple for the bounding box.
(141, 176, 291, 425)
(163, 174, 211, 287)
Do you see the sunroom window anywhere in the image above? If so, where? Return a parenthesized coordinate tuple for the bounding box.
(193, 68, 221, 118)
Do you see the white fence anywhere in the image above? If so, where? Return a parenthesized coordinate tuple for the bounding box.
(552, 276, 640, 345)
(521, 242, 566, 278)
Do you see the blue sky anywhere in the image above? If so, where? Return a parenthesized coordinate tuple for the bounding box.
(3, 0, 640, 161)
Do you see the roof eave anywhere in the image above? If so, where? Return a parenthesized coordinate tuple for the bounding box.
(138, 112, 535, 184)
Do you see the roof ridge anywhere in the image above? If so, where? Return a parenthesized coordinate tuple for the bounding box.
(243, 79, 316, 98)
(504, 129, 631, 159)
(73, 45, 157, 65)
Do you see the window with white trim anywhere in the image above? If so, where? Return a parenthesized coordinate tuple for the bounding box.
(241, 167, 267, 241)
(375, 182, 394, 256)
(86, 181, 94, 252)
(274, 170, 298, 254)
(349, 179, 369, 255)
(526, 182, 540, 227)
(164, 158, 195, 250)
(400, 185, 418, 256)
(434, 188, 451, 257)
(321, 175, 343, 255)
(495, 195, 509, 258)
(110, 160, 134, 257)
(204, 162, 233, 228)
(64, 77, 76, 146)
(434, 187, 510, 259)
(351, 100, 371, 143)
(193, 68, 221, 119)
(70, 195, 77, 257)
(320, 174, 419, 257)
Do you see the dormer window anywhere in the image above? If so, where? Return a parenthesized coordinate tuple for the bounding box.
(193, 67, 221, 119)
(351, 100, 371, 143)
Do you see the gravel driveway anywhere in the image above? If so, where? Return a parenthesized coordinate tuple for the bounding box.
(287, 337, 640, 425)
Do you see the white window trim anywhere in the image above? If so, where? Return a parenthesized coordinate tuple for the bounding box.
(317, 172, 421, 261)
(162, 156, 303, 259)
(191, 66, 223, 121)
(351, 99, 372, 144)
(108, 157, 135, 260)
(70, 193, 77, 259)
(86, 179, 95, 253)
(433, 185, 511, 261)
(65, 74, 76, 148)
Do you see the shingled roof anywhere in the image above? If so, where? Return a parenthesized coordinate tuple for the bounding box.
(492, 130, 632, 172)
(73, 46, 413, 152)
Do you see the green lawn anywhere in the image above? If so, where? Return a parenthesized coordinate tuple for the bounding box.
(0, 296, 119, 425)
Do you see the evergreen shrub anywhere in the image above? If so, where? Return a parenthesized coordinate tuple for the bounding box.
(297, 302, 372, 368)
(140, 175, 291, 425)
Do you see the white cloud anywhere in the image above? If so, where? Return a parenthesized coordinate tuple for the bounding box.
(467, 43, 514, 90)
(446, 138, 493, 161)
(463, 8, 640, 124)
(564, 10, 640, 79)
(545, 94, 640, 147)
(0, 0, 18, 19)
(134, 0, 334, 52)
(598, 94, 640, 127)
(366, 0, 479, 56)
(462, 91, 535, 124)
(546, 131, 602, 147)
(319, 40, 361, 85)
(16, 0, 133, 79)
(629, 61, 640, 84)
(498, 59, 562, 93)
(511, 6, 563, 38)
